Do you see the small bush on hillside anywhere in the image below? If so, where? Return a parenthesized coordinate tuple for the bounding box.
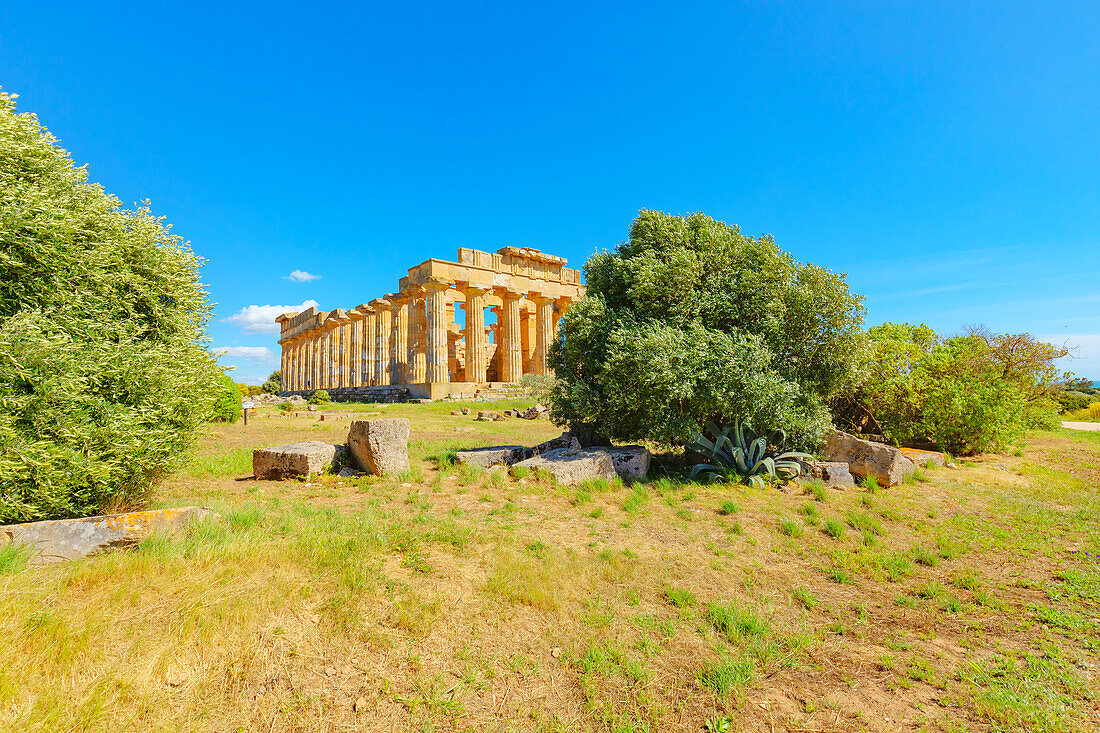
(309, 389, 331, 405)
(0, 90, 220, 523)
(1054, 389, 1095, 414)
(277, 402, 294, 413)
(210, 372, 242, 423)
(550, 210, 866, 447)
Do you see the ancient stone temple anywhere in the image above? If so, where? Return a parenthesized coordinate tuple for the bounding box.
(276, 246, 585, 400)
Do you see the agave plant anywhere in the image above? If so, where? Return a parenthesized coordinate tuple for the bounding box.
(687, 420, 812, 488)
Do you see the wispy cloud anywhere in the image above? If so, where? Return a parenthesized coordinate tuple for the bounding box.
(214, 346, 278, 363)
(221, 299, 320, 334)
(284, 270, 321, 283)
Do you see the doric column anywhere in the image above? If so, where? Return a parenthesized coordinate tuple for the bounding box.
(462, 283, 490, 383)
(371, 299, 392, 385)
(313, 329, 322, 390)
(347, 315, 360, 388)
(357, 306, 375, 386)
(287, 339, 296, 391)
(531, 295, 555, 376)
(341, 310, 354, 387)
(390, 293, 409, 384)
(279, 341, 288, 391)
(425, 279, 452, 384)
(323, 313, 341, 389)
(499, 287, 523, 382)
(407, 287, 427, 383)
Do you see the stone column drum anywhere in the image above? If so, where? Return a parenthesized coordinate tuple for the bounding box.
(391, 294, 409, 385)
(499, 288, 523, 382)
(463, 284, 490, 383)
(408, 287, 427, 383)
(532, 295, 555, 376)
(359, 306, 376, 386)
(372, 299, 392, 386)
(425, 280, 451, 384)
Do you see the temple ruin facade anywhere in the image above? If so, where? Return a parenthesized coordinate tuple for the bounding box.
(276, 246, 585, 400)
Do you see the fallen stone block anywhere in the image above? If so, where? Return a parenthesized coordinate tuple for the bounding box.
(821, 430, 914, 487)
(456, 446, 528, 469)
(899, 447, 947, 468)
(347, 418, 410, 476)
(813, 461, 855, 488)
(512, 448, 616, 486)
(529, 432, 582, 456)
(0, 506, 217, 564)
(254, 441, 339, 480)
(592, 445, 651, 482)
(519, 403, 549, 419)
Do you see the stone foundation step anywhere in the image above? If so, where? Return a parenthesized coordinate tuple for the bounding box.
(280, 387, 411, 403)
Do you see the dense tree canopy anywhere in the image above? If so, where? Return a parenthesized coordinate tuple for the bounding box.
(549, 211, 866, 446)
(0, 90, 222, 522)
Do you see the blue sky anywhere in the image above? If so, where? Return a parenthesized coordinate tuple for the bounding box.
(2, 1, 1097, 383)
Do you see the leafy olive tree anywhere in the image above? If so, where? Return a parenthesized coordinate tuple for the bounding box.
(0, 90, 222, 522)
(549, 211, 866, 446)
(841, 324, 1066, 454)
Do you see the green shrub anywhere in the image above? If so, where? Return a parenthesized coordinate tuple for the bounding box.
(210, 371, 242, 423)
(843, 325, 1065, 455)
(261, 370, 282, 394)
(277, 402, 294, 413)
(0, 91, 220, 523)
(549, 210, 865, 447)
(309, 389, 331, 405)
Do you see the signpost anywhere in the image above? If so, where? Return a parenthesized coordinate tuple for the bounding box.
(242, 400, 254, 426)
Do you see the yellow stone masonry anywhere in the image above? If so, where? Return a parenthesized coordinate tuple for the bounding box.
(275, 246, 585, 399)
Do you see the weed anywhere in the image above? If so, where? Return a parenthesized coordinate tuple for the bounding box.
(621, 486, 649, 514)
(792, 587, 819, 610)
(665, 586, 696, 609)
(699, 656, 755, 696)
(778, 519, 803, 538)
(862, 475, 881, 492)
(846, 511, 884, 536)
(914, 546, 939, 567)
(828, 568, 853, 584)
(706, 601, 767, 640)
(0, 544, 31, 575)
(823, 518, 844, 540)
(717, 500, 740, 515)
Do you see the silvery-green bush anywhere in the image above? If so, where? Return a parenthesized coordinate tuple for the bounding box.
(550, 211, 865, 447)
(0, 90, 222, 522)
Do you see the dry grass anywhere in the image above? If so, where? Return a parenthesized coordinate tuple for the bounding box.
(2, 406, 1099, 732)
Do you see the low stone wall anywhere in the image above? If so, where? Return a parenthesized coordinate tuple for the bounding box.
(280, 386, 411, 403)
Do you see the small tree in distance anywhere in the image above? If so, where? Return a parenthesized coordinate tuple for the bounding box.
(262, 370, 282, 394)
(549, 210, 866, 447)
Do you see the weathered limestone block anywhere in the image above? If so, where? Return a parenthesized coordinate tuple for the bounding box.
(0, 507, 217, 564)
(254, 441, 338, 479)
(899, 447, 947, 468)
(520, 403, 548, 420)
(347, 418, 410, 476)
(820, 430, 914, 487)
(592, 445, 651, 482)
(512, 448, 617, 485)
(529, 432, 582, 456)
(812, 461, 855, 488)
(456, 446, 528, 469)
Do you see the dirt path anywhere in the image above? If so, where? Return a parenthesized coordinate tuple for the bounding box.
(1062, 420, 1100, 431)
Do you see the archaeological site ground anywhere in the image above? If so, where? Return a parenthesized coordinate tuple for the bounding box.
(1, 399, 1097, 732)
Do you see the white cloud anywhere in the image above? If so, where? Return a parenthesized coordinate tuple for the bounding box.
(284, 270, 321, 282)
(214, 346, 278, 363)
(221, 299, 319, 334)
